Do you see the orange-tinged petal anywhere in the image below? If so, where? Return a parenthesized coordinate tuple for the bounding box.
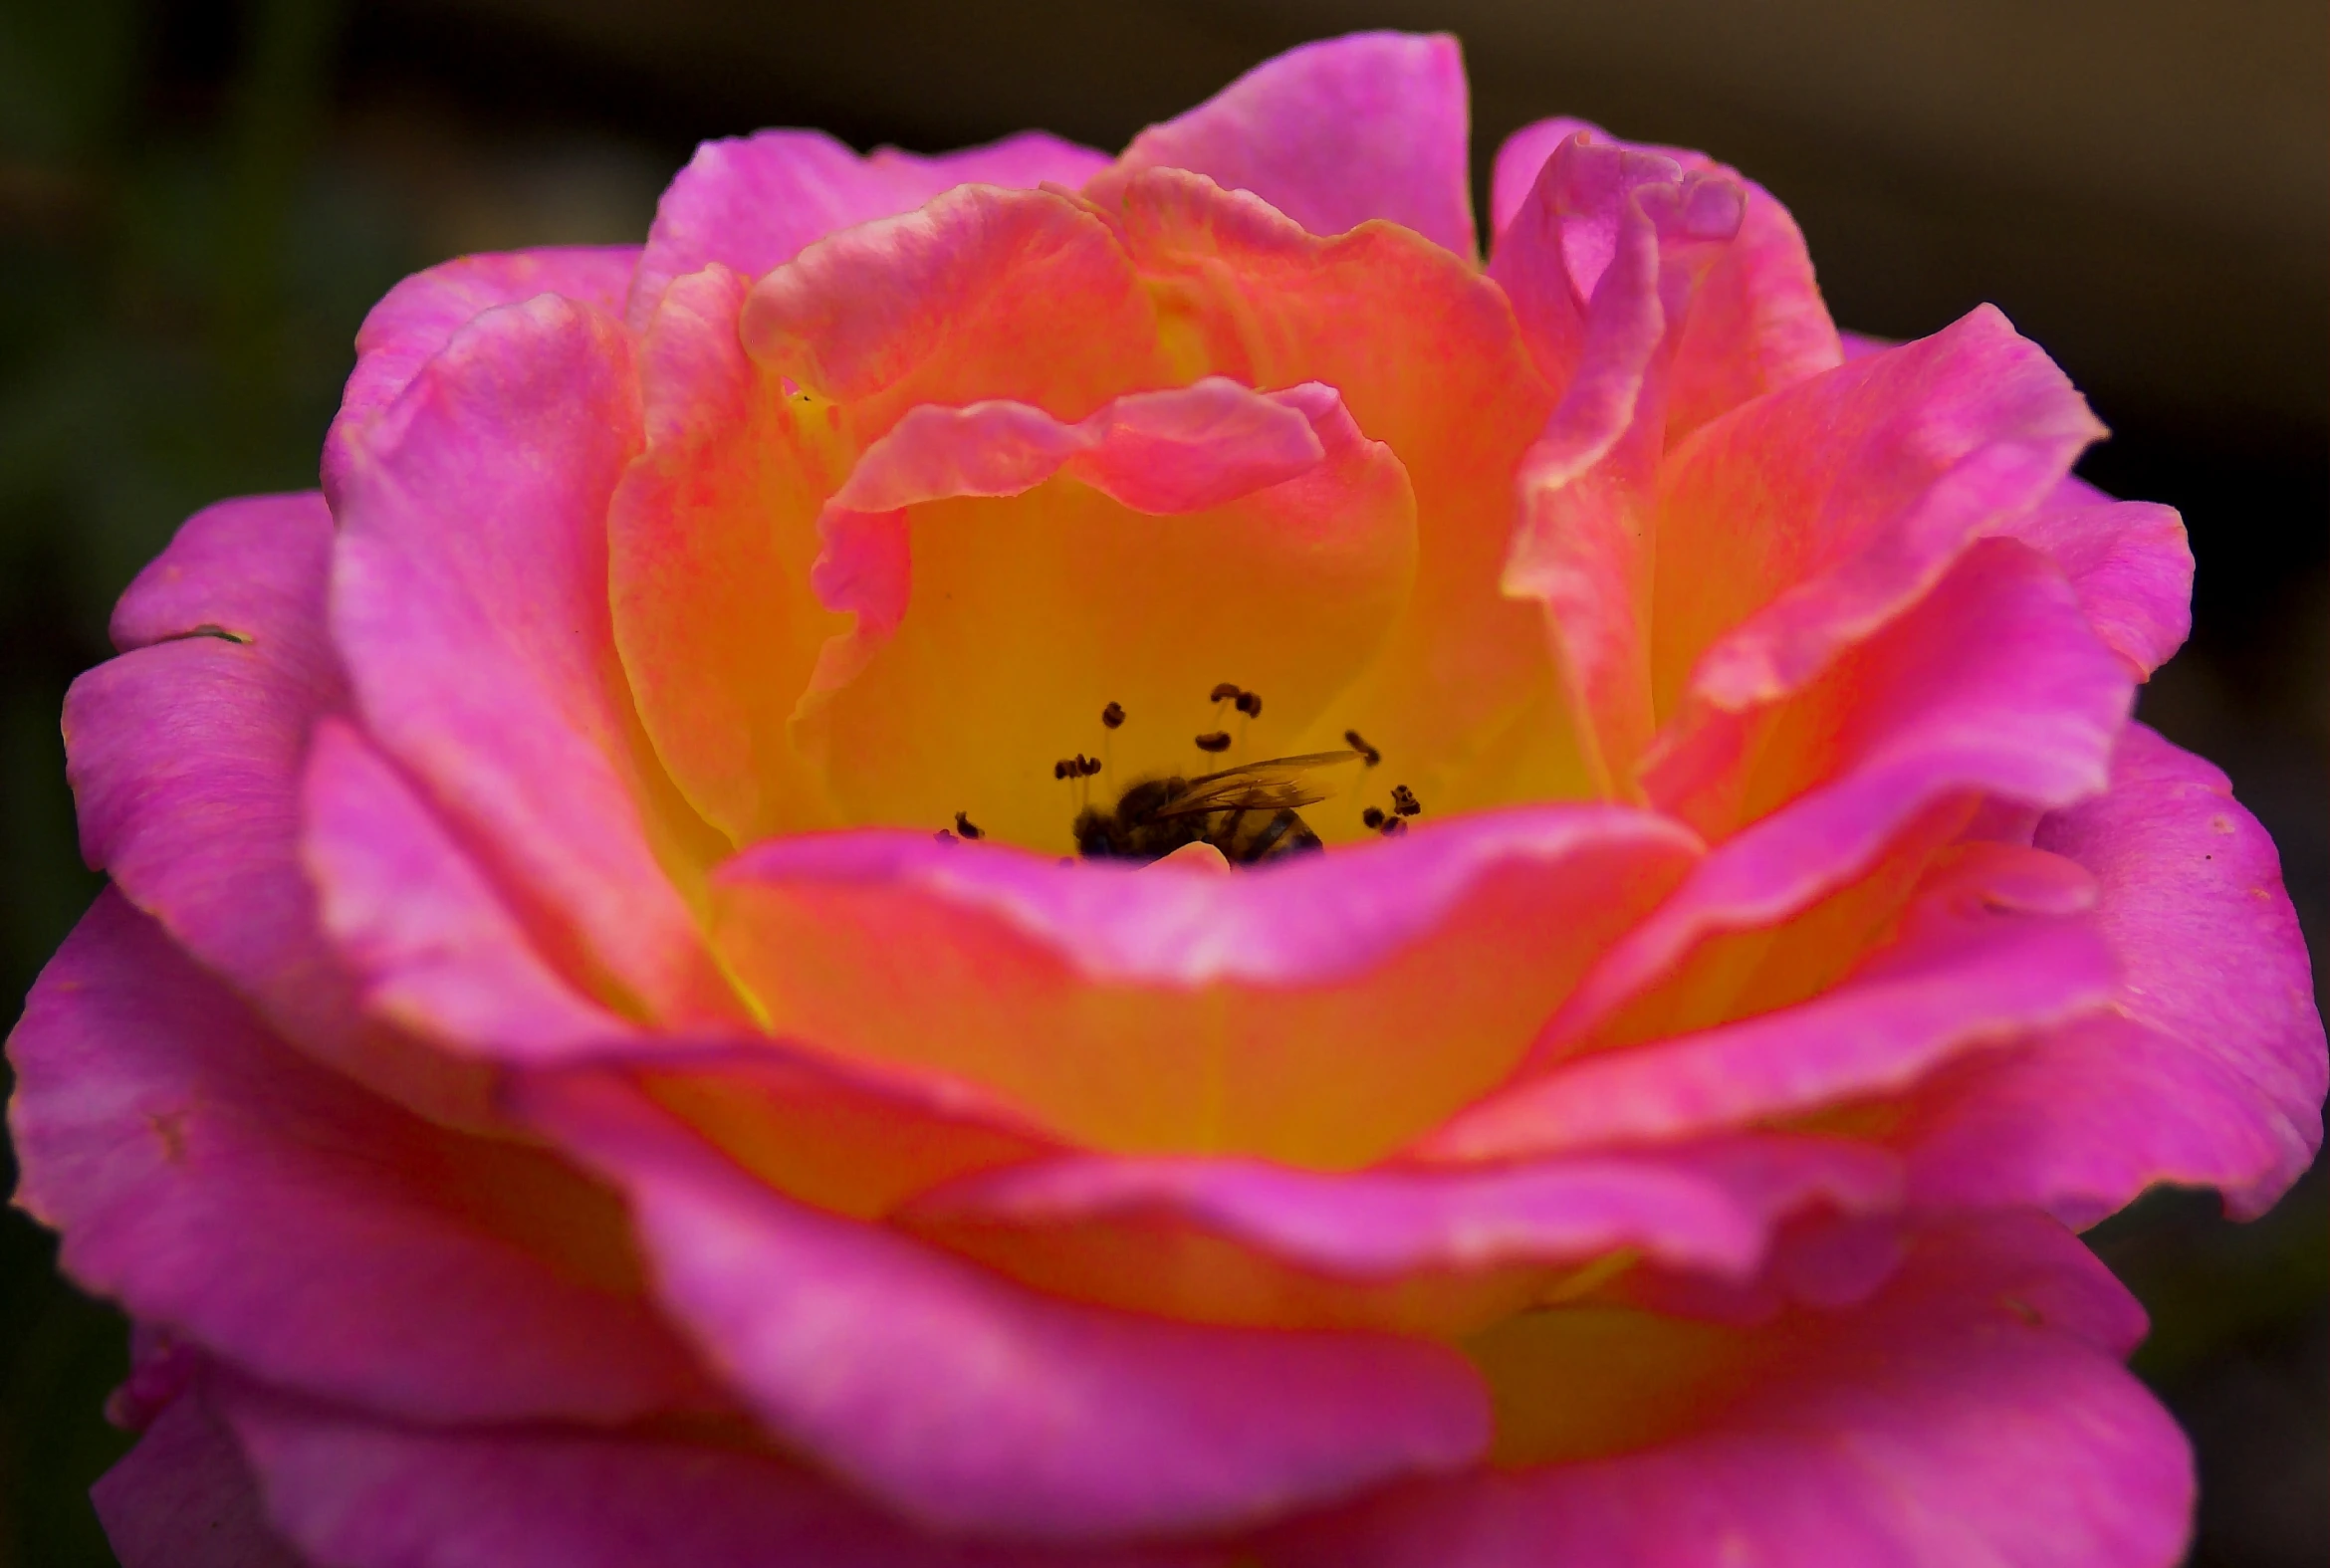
(706, 806, 1698, 1169)
(1108, 171, 1585, 815)
(609, 263, 853, 844)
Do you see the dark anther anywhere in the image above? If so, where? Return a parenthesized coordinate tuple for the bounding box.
(1343, 729, 1382, 767)
(1234, 691, 1263, 718)
(954, 811, 985, 840)
(1209, 682, 1244, 703)
(1101, 701, 1126, 729)
(1194, 731, 1233, 753)
(1381, 816, 1407, 837)
(1361, 806, 1386, 829)
(1079, 755, 1103, 777)
(1054, 760, 1071, 781)
(1390, 784, 1421, 818)
(935, 829, 957, 844)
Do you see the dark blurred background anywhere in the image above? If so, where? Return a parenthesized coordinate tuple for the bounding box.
(0, 1, 2321, 1562)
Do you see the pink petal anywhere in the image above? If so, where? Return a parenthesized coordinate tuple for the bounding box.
(1094, 33, 1475, 259)
(330, 292, 739, 1025)
(1491, 130, 1745, 788)
(1493, 119, 1841, 439)
(93, 1384, 304, 1568)
(214, 1376, 1225, 1568)
(325, 246, 639, 505)
(2002, 477, 2194, 677)
(710, 807, 1698, 1165)
(1904, 724, 2324, 1222)
(518, 1073, 1490, 1541)
(301, 718, 649, 1060)
(1572, 540, 2132, 1049)
(64, 493, 483, 1124)
(628, 127, 1108, 330)
(7, 892, 709, 1425)
(1650, 304, 2106, 721)
(1426, 845, 2117, 1160)
(901, 1136, 1896, 1335)
(1274, 1215, 2190, 1568)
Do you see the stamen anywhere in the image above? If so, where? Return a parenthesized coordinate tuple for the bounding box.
(1209, 682, 1243, 704)
(1344, 729, 1382, 767)
(935, 828, 957, 844)
(1100, 701, 1126, 729)
(1194, 731, 1233, 753)
(1234, 691, 1263, 718)
(1391, 784, 1421, 818)
(1380, 816, 1407, 837)
(953, 811, 985, 840)
(1361, 806, 1386, 829)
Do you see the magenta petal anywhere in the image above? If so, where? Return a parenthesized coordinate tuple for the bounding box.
(1907, 724, 2324, 1221)
(628, 127, 1107, 330)
(906, 1135, 1897, 1284)
(520, 1073, 1489, 1540)
(330, 292, 734, 1024)
(301, 718, 649, 1060)
(325, 246, 640, 504)
(7, 892, 709, 1424)
(62, 492, 484, 1122)
(1095, 32, 1476, 258)
(93, 1384, 305, 1568)
(215, 1379, 1225, 1568)
(1274, 1216, 2190, 1568)
(1430, 855, 2118, 1160)
(1580, 540, 2132, 1042)
(2003, 478, 2194, 677)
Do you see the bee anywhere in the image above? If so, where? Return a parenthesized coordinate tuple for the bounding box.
(1073, 751, 1362, 865)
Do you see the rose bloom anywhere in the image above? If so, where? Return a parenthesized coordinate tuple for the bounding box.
(10, 31, 2322, 1568)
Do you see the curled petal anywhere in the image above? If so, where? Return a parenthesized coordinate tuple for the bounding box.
(2003, 477, 2194, 678)
(1094, 32, 1475, 258)
(519, 1073, 1490, 1541)
(93, 1383, 303, 1568)
(8, 893, 708, 1426)
(1426, 848, 2117, 1161)
(711, 805, 1699, 1165)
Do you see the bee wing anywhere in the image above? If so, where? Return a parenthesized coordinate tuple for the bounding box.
(1150, 751, 1361, 817)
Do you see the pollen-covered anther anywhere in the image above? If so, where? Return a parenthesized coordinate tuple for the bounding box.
(1100, 701, 1126, 730)
(1194, 732, 1233, 754)
(1343, 729, 1382, 767)
(1390, 784, 1421, 818)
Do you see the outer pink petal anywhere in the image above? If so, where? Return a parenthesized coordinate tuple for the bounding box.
(63, 493, 484, 1125)
(1650, 305, 2105, 722)
(518, 1072, 1490, 1542)
(6, 892, 710, 1425)
(330, 292, 737, 1024)
(1092, 33, 1475, 259)
(627, 128, 1108, 330)
(324, 246, 639, 504)
(1492, 119, 1841, 438)
(1427, 846, 2116, 1160)
(215, 1379, 1223, 1568)
(1273, 1215, 2192, 1568)
(2001, 477, 2194, 678)
(1570, 541, 2132, 1049)
(1903, 724, 2324, 1222)
(300, 718, 651, 1061)
(93, 1384, 306, 1568)
(905, 1135, 1897, 1294)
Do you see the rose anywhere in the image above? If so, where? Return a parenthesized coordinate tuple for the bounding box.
(11, 30, 2321, 1567)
